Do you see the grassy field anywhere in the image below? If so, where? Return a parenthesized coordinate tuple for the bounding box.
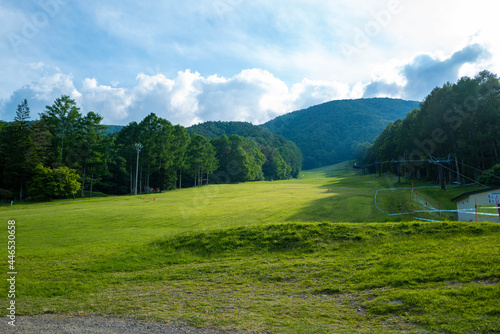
(1, 162, 499, 333)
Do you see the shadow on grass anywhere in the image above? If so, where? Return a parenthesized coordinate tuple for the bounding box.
(288, 173, 399, 223)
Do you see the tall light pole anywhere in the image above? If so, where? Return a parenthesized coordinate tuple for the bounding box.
(134, 143, 143, 195)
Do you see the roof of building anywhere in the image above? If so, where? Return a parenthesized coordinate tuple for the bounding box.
(451, 187, 500, 202)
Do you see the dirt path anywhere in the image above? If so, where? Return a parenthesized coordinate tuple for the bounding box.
(3, 315, 236, 334)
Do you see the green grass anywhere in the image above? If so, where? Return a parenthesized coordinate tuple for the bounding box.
(0, 162, 499, 333)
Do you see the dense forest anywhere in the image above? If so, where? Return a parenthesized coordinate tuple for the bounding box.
(262, 98, 419, 169)
(188, 121, 302, 178)
(0, 97, 301, 201)
(362, 71, 500, 186)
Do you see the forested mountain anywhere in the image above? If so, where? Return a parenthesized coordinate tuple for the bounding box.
(188, 121, 302, 178)
(262, 98, 419, 169)
(363, 71, 500, 185)
(105, 125, 124, 135)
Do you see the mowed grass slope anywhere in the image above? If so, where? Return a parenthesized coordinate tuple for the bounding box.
(1, 162, 499, 333)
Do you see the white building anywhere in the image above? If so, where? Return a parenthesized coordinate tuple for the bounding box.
(451, 187, 500, 222)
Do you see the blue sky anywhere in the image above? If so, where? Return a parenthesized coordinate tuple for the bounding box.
(0, 0, 498, 125)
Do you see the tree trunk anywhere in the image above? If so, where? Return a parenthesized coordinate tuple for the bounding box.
(158, 167, 161, 193)
(455, 156, 460, 183)
(206, 171, 209, 185)
(61, 131, 65, 162)
(396, 162, 400, 183)
(81, 162, 87, 198)
(180, 170, 182, 189)
(404, 152, 407, 179)
(461, 158, 465, 184)
(90, 166, 94, 198)
(130, 165, 133, 194)
(493, 140, 499, 160)
(19, 184, 23, 201)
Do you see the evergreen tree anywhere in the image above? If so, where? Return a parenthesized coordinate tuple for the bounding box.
(171, 125, 190, 189)
(40, 95, 82, 165)
(186, 134, 218, 186)
(15, 99, 30, 124)
(138, 113, 174, 192)
(75, 112, 108, 197)
(29, 120, 57, 167)
(0, 100, 35, 200)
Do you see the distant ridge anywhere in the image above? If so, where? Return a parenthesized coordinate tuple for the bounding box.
(105, 125, 125, 135)
(262, 98, 419, 169)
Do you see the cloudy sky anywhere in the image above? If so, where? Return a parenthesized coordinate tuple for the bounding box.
(0, 0, 497, 126)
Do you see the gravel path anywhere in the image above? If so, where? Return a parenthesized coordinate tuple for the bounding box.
(3, 315, 235, 334)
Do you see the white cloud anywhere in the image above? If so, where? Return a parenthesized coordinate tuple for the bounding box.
(76, 68, 360, 126)
(290, 78, 355, 110)
(79, 78, 132, 122)
(0, 65, 369, 125)
(363, 44, 491, 100)
(369, 58, 408, 87)
(130, 70, 202, 125)
(31, 71, 79, 102)
(0, 62, 80, 119)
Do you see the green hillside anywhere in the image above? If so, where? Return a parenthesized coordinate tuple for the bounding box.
(104, 124, 124, 135)
(1, 164, 499, 333)
(262, 98, 419, 169)
(188, 120, 288, 142)
(188, 121, 303, 178)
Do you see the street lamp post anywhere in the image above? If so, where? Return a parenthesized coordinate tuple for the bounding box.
(134, 143, 143, 195)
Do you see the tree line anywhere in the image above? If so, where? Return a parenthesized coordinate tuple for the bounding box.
(362, 71, 500, 185)
(0, 96, 302, 201)
(187, 121, 302, 179)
